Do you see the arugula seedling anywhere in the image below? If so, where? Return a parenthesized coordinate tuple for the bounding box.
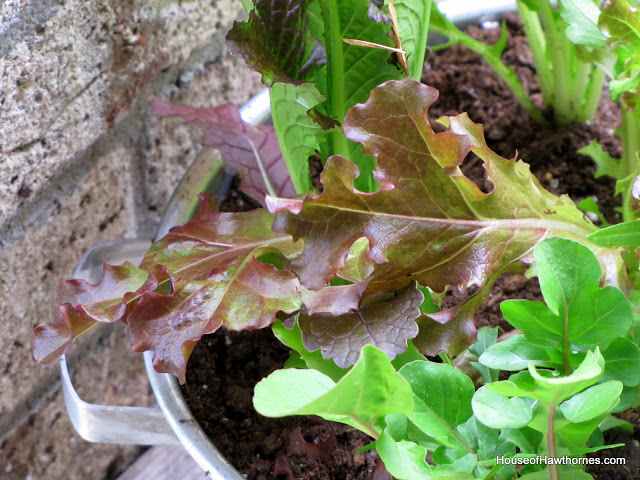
(255, 344, 521, 480)
(255, 238, 636, 478)
(477, 237, 637, 479)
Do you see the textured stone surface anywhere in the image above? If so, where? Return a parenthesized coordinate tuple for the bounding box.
(0, 324, 155, 480)
(0, 0, 265, 475)
(0, 143, 137, 423)
(0, 0, 245, 226)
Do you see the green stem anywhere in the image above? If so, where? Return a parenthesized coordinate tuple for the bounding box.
(321, 0, 376, 193)
(440, 417, 475, 455)
(346, 414, 380, 440)
(548, 394, 560, 480)
(582, 67, 606, 123)
(538, 0, 574, 125)
(563, 332, 571, 377)
(323, 0, 350, 159)
(620, 107, 640, 221)
(408, 0, 433, 81)
(563, 306, 570, 376)
(517, 1, 554, 106)
(452, 429, 476, 455)
(573, 57, 591, 121)
(439, 352, 453, 367)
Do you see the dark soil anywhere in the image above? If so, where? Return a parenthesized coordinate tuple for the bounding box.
(182, 329, 385, 480)
(181, 14, 639, 480)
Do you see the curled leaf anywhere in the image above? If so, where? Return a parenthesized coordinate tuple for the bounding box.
(33, 263, 166, 364)
(300, 282, 368, 316)
(128, 258, 301, 383)
(131, 195, 302, 382)
(272, 79, 596, 295)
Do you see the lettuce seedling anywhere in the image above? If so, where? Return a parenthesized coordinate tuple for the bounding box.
(431, 0, 606, 127)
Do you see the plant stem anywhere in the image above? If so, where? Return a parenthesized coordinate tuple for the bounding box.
(582, 68, 605, 123)
(538, 0, 575, 125)
(247, 134, 277, 197)
(573, 58, 591, 121)
(517, 1, 554, 107)
(440, 418, 475, 455)
(347, 414, 380, 440)
(547, 393, 560, 480)
(323, 0, 350, 160)
(321, 0, 377, 193)
(620, 106, 640, 222)
(439, 352, 453, 367)
(563, 310, 571, 376)
(408, 0, 432, 81)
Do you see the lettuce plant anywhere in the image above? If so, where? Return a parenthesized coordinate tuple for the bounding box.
(227, 0, 432, 193)
(430, 0, 606, 127)
(32, 0, 639, 476)
(34, 75, 626, 383)
(556, 0, 640, 222)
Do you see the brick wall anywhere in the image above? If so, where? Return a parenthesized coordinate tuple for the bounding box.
(0, 1, 261, 478)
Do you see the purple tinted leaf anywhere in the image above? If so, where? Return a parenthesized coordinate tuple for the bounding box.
(33, 308, 86, 365)
(271, 79, 595, 294)
(151, 97, 295, 202)
(413, 288, 486, 358)
(300, 282, 367, 315)
(298, 282, 422, 367)
(141, 194, 302, 278)
(129, 195, 302, 381)
(128, 257, 301, 383)
(226, 0, 323, 85)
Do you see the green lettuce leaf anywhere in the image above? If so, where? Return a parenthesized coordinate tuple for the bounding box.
(253, 344, 414, 437)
